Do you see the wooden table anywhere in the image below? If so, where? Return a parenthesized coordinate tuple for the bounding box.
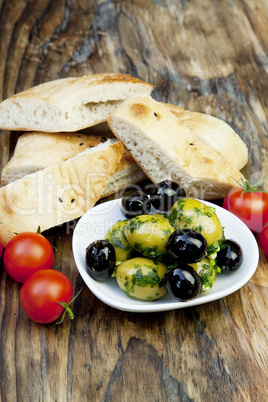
(0, 1, 267, 401)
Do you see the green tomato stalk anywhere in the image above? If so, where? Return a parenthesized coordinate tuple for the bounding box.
(54, 287, 83, 326)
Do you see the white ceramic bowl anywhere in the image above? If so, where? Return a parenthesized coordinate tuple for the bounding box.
(72, 198, 259, 312)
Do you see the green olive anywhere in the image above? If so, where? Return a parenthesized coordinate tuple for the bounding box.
(116, 257, 167, 300)
(189, 258, 218, 292)
(105, 220, 134, 264)
(124, 214, 175, 261)
(170, 198, 223, 246)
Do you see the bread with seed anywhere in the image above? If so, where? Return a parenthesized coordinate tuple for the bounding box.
(0, 139, 124, 246)
(0, 73, 154, 132)
(108, 96, 246, 200)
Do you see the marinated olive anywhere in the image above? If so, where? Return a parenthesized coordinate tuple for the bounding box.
(170, 197, 223, 246)
(189, 258, 218, 292)
(121, 190, 150, 218)
(85, 240, 116, 281)
(150, 180, 186, 212)
(105, 220, 135, 264)
(216, 240, 243, 272)
(166, 229, 207, 263)
(124, 214, 175, 261)
(164, 264, 201, 301)
(116, 257, 167, 300)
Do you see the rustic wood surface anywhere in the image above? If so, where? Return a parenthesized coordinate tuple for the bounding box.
(0, 0, 268, 401)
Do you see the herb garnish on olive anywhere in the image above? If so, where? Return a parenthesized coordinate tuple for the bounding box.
(84, 181, 243, 303)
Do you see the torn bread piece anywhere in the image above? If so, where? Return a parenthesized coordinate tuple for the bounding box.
(166, 103, 248, 171)
(0, 139, 124, 247)
(108, 96, 245, 200)
(1, 132, 147, 195)
(1, 132, 107, 184)
(0, 73, 154, 132)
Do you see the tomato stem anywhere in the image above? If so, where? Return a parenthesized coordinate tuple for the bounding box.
(54, 287, 83, 325)
(233, 177, 268, 195)
(57, 303, 75, 320)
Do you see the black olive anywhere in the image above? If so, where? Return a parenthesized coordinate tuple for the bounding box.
(121, 190, 150, 218)
(164, 264, 201, 301)
(216, 240, 243, 272)
(85, 240, 116, 281)
(166, 229, 207, 263)
(149, 180, 186, 212)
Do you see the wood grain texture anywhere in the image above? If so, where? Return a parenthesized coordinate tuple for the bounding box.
(0, 0, 267, 401)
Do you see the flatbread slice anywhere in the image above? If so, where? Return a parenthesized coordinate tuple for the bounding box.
(0, 132, 147, 195)
(0, 74, 154, 132)
(1, 132, 106, 184)
(0, 139, 124, 246)
(108, 96, 245, 200)
(166, 103, 248, 171)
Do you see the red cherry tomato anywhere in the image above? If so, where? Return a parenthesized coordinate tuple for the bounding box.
(20, 269, 73, 324)
(4, 232, 54, 282)
(259, 224, 268, 256)
(223, 179, 268, 233)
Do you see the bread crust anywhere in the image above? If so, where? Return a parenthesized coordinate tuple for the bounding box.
(0, 140, 124, 246)
(108, 96, 246, 200)
(1, 132, 106, 185)
(1, 131, 147, 194)
(0, 74, 154, 132)
(166, 103, 248, 171)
